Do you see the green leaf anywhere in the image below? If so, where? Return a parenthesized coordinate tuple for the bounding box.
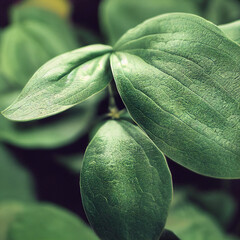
(10, 5, 77, 48)
(0, 144, 36, 201)
(160, 229, 180, 240)
(220, 20, 240, 45)
(0, 94, 102, 148)
(187, 189, 236, 229)
(81, 120, 172, 240)
(204, 0, 240, 25)
(2, 45, 112, 121)
(0, 202, 25, 240)
(7, 204, 99, 240)
(99, 0, 202, 44)
(0, 19, 78, 87)
(166, 199, 225, 240)
(111, 13, 240, 178)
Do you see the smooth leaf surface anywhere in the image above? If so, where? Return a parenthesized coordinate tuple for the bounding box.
(7, 204, 99, 240)
(111, 13, 240, 178)
(3, 45, 112, 121)
(0, 144, 35, 201)
(220, 20, 240, 45)
(81, 120, 172, 240)
(99, 0, 201, 44)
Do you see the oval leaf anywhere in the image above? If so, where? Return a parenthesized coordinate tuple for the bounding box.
(111, 13, 240, 178)
(2, 44, 112, 121)
(81, 120, 172, 240)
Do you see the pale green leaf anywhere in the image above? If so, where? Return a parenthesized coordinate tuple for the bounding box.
(81, 120, 172, 240)
(99, 0, 201, 44)
(111, 13, 240, 178)
(7, 204, 99, 240)
(2, 45, 112, 121)
(0, 144, 36, 201)
(220, 20, 240, 45)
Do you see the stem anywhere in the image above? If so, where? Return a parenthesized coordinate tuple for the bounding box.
(108, 82, 118, 110)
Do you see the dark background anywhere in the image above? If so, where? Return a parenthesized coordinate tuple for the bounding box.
(0, 0, 240, 236)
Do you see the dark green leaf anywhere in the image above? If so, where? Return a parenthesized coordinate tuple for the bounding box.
(111, 13, 240, 178)
(0, 144, 36, 201)
(2, 45, 112, 121)
(220, 20, 240, 45)
(7, 204, 99, 240)
(81, 120, 172, 240)
(99, 0, 201, 44)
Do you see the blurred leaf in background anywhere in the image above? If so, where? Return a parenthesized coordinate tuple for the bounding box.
(22, 0, 72, 19)
(0, 202, 99, 240)
(0, 3, 104, 149)
(99, 0, 202, 44)
(99, 0, 240, 44)
(0, 144, 36, 202)
(166, 189, 239, 240)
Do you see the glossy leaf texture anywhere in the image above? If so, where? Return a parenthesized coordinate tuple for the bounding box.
(5, 204, 99, 240)
(220, 20, 240, 45)
(99, 0, 201, 44)
(81, 120, 172, 240)
(111, 13, 240, 178)
(0, 144, 36, 202)
(2, 45, 112, 121)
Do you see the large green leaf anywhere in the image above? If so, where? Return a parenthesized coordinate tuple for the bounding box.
(2, 45, 112, 121)
(81, 120, 172, 240)
(99, 0, 201, 44)
(0, 144, 35, 201)
(111, 13, 240, 178)
(6, 204, 99, 240)
(220, 20, 240, 45)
